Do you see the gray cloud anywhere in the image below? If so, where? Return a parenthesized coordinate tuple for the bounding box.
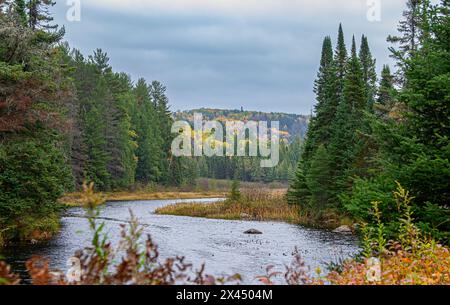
(52, 1, 406, 114)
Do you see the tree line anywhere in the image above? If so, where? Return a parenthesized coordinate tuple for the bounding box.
(288, 0, 449, 244)
(0, 0, 191, 242)
(174, 109, 307, 182)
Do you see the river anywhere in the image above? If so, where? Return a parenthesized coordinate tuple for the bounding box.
(1, 198, 360, 284)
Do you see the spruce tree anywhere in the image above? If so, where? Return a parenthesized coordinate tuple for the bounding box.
(306, 145, 332, 209)
(327, 36, 366, 201)
(133, 78, 163, 183)
(288, 25, 347, 208)
(27, 0, 56, 30)
(375, 65, 396, 116)
(287, 164, 311, 206)
(106, 72, 137, 189)
(387, 0, 425, 82)
(229, 179, 241, 202)
(151, 81, 174, 184)
(334, 23, 348, 98)
(302, 36, 335, 162)
(347, 1, 450, 243)
(84, 77, 111, 190)
(359, 35, 377, 111)
(13, 0, 28, 25)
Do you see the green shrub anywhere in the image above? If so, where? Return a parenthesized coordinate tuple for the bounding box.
(342, 174, 450, 245)
(0, 133, 72, 242)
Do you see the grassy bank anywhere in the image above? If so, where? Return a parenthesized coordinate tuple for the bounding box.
(155, 190, 300, 223)
(60, 190, 227, 207)
(155, 189, 352, 229)
(59, 179, 287, 207)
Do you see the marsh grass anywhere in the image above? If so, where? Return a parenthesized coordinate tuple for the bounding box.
(60, 191, 227, 207)
(155, 188, 351, 228)
(155, 189, 302, 224)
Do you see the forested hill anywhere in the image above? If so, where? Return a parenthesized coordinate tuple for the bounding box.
(174, 108, 310, 142)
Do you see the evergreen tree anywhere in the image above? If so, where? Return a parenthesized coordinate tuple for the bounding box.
(106, 72, 137, 189)
(302, 36, 335, 162)
(151, 81, 174, 184)
(327, 36, 366, 201)
(387, 0, 425, 81)
(27, 0, 56, 29)
(287, 164, 311, 206)
(334, 23, 348, 98)
(83, 77, 111, 189)
(229, 179, 241, 202)
(0, 0, 73, 241)
(306, 145, 332, 209)
(133, 78, 162, 183)
(27, 0, 64, 43)
(375, 65, 396, 117)
(13, 0, 28, 25)
(345, 1, 450, 243)
(288, 25, 348, 209)
(359, 35, 377, 111)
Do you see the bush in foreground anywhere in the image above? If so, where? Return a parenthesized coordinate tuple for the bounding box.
(0, 183, 448, 285)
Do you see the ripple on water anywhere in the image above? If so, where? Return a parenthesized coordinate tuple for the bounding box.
(1, 198, 360, 284)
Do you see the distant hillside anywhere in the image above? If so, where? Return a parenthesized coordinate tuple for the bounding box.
(174, 108, 310, 142)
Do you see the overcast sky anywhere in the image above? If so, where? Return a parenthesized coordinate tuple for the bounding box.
(52, 0, 407, 114)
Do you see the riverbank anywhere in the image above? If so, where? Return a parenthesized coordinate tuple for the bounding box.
(59, 190, 227, 207)
(0, 214, 60, 247)
(155, 189, 353, 229)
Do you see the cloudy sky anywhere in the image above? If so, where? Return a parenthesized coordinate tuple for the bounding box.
(52, 0, 407, 114)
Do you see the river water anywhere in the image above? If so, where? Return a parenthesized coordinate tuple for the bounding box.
(1, 198, 360, 284)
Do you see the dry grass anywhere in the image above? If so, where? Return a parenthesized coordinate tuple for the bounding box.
(155, 189, 302, 224)
(155, 189, 350, 228)
(60, 191, 226, 207)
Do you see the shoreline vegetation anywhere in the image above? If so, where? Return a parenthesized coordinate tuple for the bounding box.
(1, 183, 448, 285)
(155, 188, 353, 230)
(59, 190, 227, 207)
(58, 179, 287, 207)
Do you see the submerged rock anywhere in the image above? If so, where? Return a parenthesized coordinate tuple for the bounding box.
(333, 225, 353, 234)
(244, 229, 263, 235)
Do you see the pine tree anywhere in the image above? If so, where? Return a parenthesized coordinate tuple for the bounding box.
(106, 72, 137, 189)
(27, 0, 56, 30)
(359, 35, 377, 111)
(13, 0, 28, 25)
(327, 36, 366, 201)
(302, 36, 336, 161)
(306, 145, 332, 209)
(229, 179, 241, 202)
(375, 65, 396, 117)
(84, 77, 111, 189)
(133, 78, 163, 183)
(0, 1, 73, 241)
(347, 1, 450, 243)
(334, 23, 348, 98)
(387, 0, 425, 82)
(287, 164, 311, 206)
(288, 25, 347, 208)
(151, 81, 174, 184)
